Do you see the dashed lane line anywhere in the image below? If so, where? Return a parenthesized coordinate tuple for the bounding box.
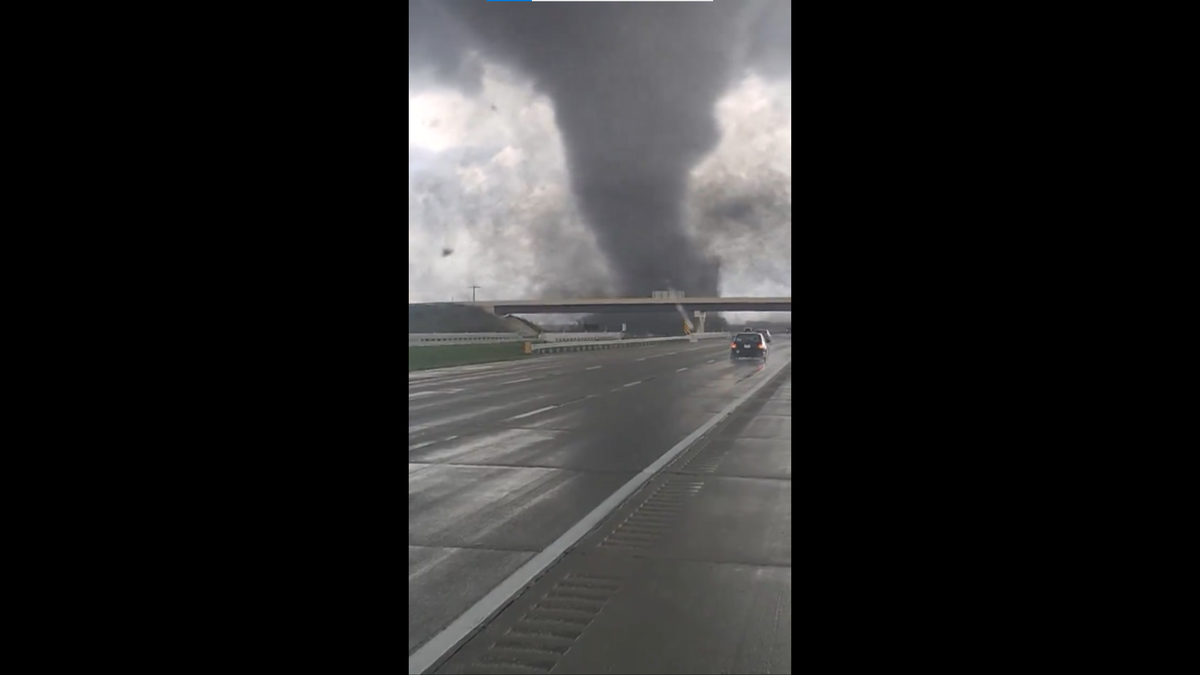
(409, 434, 459, 452)
(409, 389, 465, 399)
(507, 405, 558, 421)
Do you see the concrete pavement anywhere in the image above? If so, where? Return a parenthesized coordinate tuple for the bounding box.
(409, 336, 792, 672)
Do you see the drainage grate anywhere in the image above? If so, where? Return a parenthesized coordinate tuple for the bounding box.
(468, 573, 622, 674)
(598, 479, 705, 550)
(679, 442, 733, 475)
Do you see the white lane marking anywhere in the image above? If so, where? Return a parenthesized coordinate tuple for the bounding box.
(666, 352, 678, 355)
(409, 440, 436, 450)
(444, 436, 458, 441)
(407, 353, 793, 675)
(409, 399, 545, 435)
(676, 367, 688, 372)
(409, 364, 497, 380)
(502, 377, 534, 384)
(637, 357, 647, 362)
(707, 359, 716, 363)
(585, 366, 602, 371)
(407, 362, 574, 389)
(507, 405, 558, 421)
(408, 389, 465, 399)
(623, 381, 641, 387)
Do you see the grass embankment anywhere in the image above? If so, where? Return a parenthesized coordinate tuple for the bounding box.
(408, 343, 534, 371)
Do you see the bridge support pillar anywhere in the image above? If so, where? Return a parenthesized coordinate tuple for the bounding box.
(697, 311, 707, 333)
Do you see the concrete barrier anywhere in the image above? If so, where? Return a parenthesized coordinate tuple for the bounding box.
(538, 332, 625, 343)
(409, 333, 526, 346)
(530, 332, 730, 354)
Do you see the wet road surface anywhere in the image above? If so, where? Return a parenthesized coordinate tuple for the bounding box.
(410, 337, 792, 672)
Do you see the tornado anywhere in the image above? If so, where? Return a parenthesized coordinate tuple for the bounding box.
(411, 1, 788, 299)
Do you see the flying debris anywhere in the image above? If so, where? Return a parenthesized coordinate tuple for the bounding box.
(441, 248, 454, 257)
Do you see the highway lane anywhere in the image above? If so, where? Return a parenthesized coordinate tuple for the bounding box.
(408, 336, 792, 659)
(408, 339, 727, 391)
(408, 340, 781, 454)
(434, 370, 793, 674)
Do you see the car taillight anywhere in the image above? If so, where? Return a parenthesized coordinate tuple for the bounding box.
(757, 344, 765, 349)
(731, 343, 737, 348)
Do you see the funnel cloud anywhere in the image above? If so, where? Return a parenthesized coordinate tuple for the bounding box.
(410, 1, 790, 302)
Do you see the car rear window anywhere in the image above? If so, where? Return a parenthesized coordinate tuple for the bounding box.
(735, 334, 762, 343)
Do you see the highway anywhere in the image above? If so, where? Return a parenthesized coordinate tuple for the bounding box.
(409, 337, 792, 673)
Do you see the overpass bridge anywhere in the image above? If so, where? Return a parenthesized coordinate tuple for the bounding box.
(456, 297, 792, 315)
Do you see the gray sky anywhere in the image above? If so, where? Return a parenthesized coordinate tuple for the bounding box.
(409, 1, 791, 321)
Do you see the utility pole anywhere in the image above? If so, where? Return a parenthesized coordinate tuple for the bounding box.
(468, 285, 481, 302)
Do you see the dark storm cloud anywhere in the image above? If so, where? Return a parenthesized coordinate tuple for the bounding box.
(409, 0, 790, 299)
(744, 0, 792, 79)
(711, 198, 756, 222)
(409, 144, 614, 300)
(691, 167, 792, 292)
(408, 1, 484, 94)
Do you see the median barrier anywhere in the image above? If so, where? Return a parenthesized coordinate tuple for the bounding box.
(538, 332, 625, 342)
(409, 333, 528, 346)
(529, 332, 730, 354)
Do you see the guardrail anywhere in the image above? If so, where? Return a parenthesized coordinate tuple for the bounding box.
(538, 332, 625, 342)
(409, 333, 527, 346)
(529, 332, 730, 354)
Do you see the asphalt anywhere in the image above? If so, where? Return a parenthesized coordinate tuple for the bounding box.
(409, 337, 792, 673)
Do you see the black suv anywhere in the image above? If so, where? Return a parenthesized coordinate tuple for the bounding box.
(730, 332, 768, 361)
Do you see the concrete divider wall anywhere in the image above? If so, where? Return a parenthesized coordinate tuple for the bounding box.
(538, 332, 625, 343)
(409, 333, 526, 346)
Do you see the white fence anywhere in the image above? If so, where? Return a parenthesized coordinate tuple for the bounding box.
(409, 333, 526, 347)
(531, 332, 730, 354)
(538, 332, 625, 343)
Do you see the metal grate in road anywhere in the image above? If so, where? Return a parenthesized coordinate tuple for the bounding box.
(468, 573, 622, 674)
(598, 478, 705, 550)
